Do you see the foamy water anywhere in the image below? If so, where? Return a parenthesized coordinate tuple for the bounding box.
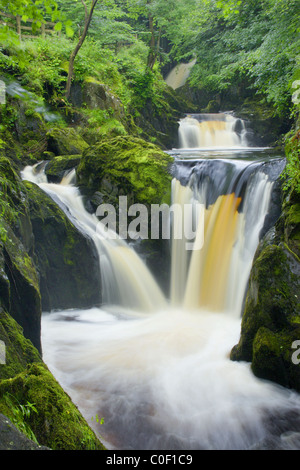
(42, 306, 300, 450)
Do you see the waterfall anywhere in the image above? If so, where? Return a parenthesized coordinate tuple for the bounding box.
(21, 165, 166, 313)
(170, 160, 274, 316)
(165, 59, 196, 90)
(178, 113, 248, 149)
(25, 121, 300, 451)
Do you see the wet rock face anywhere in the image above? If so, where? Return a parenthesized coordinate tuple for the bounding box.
(24, 182, 101, 312)
(0, 157, 42, 353)
(83, 80, 125, 118)
(69, 79, 125, 120)
(0, 414, 49, 450)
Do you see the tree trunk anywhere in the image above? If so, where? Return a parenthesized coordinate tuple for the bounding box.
(147, 14, 156, 70)
(65, 0, 98, 100)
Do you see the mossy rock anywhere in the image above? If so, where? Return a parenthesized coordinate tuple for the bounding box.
(132, 95, 181, 149)
(0, 157, 42, 352)
(45, 155, 81, 183)
(24, 181, 101, 311)
(0, 363, 105, 450)
(2, 227, 42, 352)
(231, 244, 300, 360)
(251, 326, 300, 389)
(236, 97, 291, 146)
(0, 129, 23, 167)
(0, 99, 47, 165)
(0, 413, 49, 450)
(0, 309, 42, 381)
(77, 135, 173, 211)
(83, 78, 125, 119)
(283, 201, 300, 260)
(80, 120, 128, 147)
(0, 155, 36, 253)
(0, 311, 105, 450)
(231, 240, 300, 391)
(46, 127, 89, 156)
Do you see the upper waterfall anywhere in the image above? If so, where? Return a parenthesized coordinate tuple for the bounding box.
(178, 113, 248, 149)
(165, 59, 196, 90)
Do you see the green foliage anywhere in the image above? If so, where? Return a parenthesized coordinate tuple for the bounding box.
(2, 393, 39, 444)
(0, 0, 76, 42)
(0, 363, 105, 449)
(130, 67, 156, 108)
(0, 0, 60, 21)
(0, 157, 22, 243)
(91, 414, 104, 425)
(283, 131, 300, 195)
(183, 0, 300, 118)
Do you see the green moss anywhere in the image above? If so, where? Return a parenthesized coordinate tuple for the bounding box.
(283, 201, 300, 259)
(0, 310, 42, 381)
(4, 228, 39, 294)
(77, 135, 173, 208)
(46, 128, 89, 156)
(251, 326, 300, 391)
(283, 131, 300, 195)
(251, 327, 288, 386)
(0, 363, 105, 450)
(231, 244, 300, 363)
(45, 155, 81, 183)
(285, 203, 300, 226)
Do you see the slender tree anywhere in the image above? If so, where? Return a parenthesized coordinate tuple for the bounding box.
(65, 0, 98, 99)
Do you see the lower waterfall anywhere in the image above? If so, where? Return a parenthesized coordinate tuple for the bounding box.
(21, 121, 300, 450)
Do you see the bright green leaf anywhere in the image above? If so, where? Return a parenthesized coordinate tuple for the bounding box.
(54, 21, 62, 31)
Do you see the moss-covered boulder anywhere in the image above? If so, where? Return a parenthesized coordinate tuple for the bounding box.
(0, 310, 41, 381)
(251, 326, 300, 390)
(0, 91, 48, 165)
(69, 78, 125, 121)
(44, 155, 81, 183)
(77, 135, 173, 213)
(46, 127, 89, 156)
(0, 362, 105, 450)
(76, 136, 173, 284)
(24, 181, 101, 311)
(0, 307, 104, 450)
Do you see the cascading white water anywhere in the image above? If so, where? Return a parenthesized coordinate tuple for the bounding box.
(170, 165, 273, 317)
(22, 129, 300, 450)
(21, 165, 166, 313)
(178, 113, 248, 149)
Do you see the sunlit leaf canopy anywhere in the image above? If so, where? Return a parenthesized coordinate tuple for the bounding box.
(0, 0, 299, 115)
